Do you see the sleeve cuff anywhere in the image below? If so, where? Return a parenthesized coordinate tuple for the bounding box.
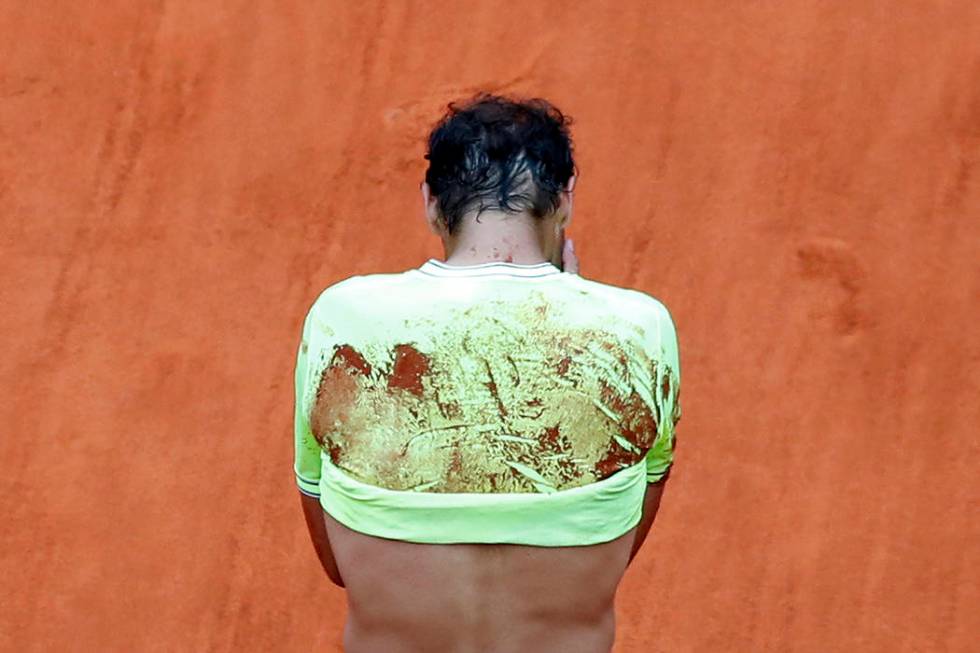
(646, 465, 672, 483)
(295, 471, 321, 497)
(645, 452, 673, 483)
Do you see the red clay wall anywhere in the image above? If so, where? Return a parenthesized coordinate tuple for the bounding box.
(1, 2, 976, 651)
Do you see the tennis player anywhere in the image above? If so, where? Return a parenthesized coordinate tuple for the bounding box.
(294, 93, 681, 652)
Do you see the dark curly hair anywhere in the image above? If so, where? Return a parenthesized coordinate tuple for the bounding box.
(423, 92, 576, 234)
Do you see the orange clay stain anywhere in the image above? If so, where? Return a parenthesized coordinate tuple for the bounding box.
(310, 344, 371, 444)
(327, 441, 343, 464)
(538, 425, 582, 483)
(387, 343, 431, 396)
(599, 380, 660, 450)
(311, 367, 356, 440)
(557, 456, 581, 481)
(556, 356, 572, 376)
(332, 344, 372, 376)
(448, 444, 463, 475)
(594, 376, 658, 478)
(600, 340, 630, 370)
(595, 439, 633, 477)
(541, 424, 561, 448)
(484, 375, 508, 417)
(436, 396, 464, 419)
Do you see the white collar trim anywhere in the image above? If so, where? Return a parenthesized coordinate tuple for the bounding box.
(418, 258, 562, 278)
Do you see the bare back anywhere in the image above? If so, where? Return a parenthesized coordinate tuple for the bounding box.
(324, 510, 636, 653)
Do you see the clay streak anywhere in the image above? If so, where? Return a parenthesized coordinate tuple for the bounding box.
(482, 359, 509, 419)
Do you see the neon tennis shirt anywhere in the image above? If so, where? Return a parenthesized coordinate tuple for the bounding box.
(293, 258, 681, 546)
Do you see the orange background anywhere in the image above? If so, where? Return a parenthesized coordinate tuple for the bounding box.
(1, 3, 977, 651)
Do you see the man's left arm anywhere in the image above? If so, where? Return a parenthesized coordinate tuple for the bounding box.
(299, 492, 344, 587)
(294, 309, 345, 588)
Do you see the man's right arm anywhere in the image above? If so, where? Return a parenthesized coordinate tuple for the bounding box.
(627, 470, 670, 565)
(629, 302, 681, 564)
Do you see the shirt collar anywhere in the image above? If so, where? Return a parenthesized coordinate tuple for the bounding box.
(418, 258, 563, 278)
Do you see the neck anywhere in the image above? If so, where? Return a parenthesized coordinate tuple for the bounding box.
(441, 210, 558, 266)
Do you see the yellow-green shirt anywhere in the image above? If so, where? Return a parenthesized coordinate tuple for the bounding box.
(294, 258, 681, 546)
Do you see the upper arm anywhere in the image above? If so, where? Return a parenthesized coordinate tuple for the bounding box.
(294, 309, 322, 498)
(299, 491, 345, 587)
(293, 302, 345, 587)
(628, 471, 669, 564)
(644, 304, 681, 483)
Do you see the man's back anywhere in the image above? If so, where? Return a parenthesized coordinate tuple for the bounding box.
(294, 258, 680, 651)
(323, 509, 633, 653)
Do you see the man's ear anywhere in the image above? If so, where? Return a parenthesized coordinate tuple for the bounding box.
(421, 182, 444, 236)
(558, 175, 575, 229)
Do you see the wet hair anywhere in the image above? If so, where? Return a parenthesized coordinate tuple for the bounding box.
(423, 92, 576, 234)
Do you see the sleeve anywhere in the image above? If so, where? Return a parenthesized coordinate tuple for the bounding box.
(294, 306, 323, 498)
(645, 304, 682, 483)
